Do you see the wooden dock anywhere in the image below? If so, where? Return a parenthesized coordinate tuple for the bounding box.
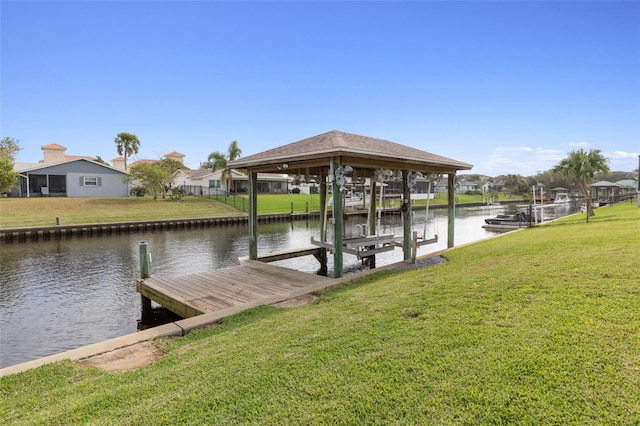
(136, 259, 331, 319)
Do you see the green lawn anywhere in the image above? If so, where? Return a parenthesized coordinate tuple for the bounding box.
(0, 193, 512, 228)
(1, 203, 638, 424)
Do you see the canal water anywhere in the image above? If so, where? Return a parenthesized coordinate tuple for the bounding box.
(1, 205, 516, 368)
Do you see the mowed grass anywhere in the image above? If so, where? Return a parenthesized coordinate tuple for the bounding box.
(1, 204, 638, 424)
(0, 193, 499, 228)
(0, 195, 314, 228)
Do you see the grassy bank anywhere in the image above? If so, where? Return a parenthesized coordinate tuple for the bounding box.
(0, 193, 499, 228)
(1, 204, 638, 424)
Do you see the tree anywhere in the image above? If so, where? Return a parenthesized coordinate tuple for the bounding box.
(114, 132, 141, 170)
(206, 140, 242, 193)
(503, 174, 521, 197)
(158, 158, 187, 175)
(0, 137, 21, 194)
(552, 149, 610, 216)
(125, 162, 172, 200)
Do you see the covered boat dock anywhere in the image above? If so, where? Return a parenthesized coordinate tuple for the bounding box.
(229, 130, 472, 278)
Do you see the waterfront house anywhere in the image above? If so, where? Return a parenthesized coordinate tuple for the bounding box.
(172, 169, 289, 195)
(11, 158, 129, 197)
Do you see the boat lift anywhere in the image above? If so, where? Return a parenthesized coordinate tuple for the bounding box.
(311, 169, 439, 264)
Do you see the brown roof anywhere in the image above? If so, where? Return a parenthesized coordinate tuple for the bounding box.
(165, 151, 185, 158)
(41, 143, 66, 150)
(229, 130, 472, 174)
(177, 169, 214, 178)
(65, 155, 95, 161)
(128, 159, 156, 167)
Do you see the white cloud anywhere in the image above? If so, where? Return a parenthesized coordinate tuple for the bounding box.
(476, 145, 566, 176)
(568, 141, 590, 148)
(608, 150, 639, 159)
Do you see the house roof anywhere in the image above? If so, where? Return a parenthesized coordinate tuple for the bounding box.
(165, 151, 185, 158)
(175, 169, 215, 179)
(228, 130, 472, 175)
(616, 179, 638, 189)
(41, 143, 66, 150)
(64, 155, 95, 161)
(16, 158, 129, 174)
(590, 181, 622, 188)
(128, 159, 157, 168)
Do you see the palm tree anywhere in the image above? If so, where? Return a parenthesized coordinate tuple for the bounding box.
(552, 149, 610, 216)
(114, 132, 141, 170)
(207, 141, 242, 193)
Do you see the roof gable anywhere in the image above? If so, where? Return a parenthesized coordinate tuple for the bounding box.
(18, 158, 129, 174)
(229, 130, 472, 174)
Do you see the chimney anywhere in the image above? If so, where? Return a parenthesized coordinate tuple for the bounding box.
(112, 157, 126, 170)
(41, 143, 67, 163)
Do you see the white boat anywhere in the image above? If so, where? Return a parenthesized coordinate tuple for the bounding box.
(553, 192, 570, 203)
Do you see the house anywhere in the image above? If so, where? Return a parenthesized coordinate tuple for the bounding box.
(172, 169, 290, 195)
(11, 158, 129, 197)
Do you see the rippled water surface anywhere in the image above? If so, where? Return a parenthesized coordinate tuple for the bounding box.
(2, 206, 519, 368)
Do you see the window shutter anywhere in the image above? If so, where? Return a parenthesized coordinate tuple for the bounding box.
(80, 177, 84, 186)
(98, 177, 102, 187)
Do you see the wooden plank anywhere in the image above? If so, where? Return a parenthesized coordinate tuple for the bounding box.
(136, 280, 203, 318)
(137, 262, 332, 318)
(256, 247, 321, 263)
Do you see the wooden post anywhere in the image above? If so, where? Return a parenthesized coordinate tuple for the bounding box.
(332, 159, 344, 278)
(369, 180, 377, 235)
(411, 231, 418, 263)
(140, 241, 150, 279)
(402, 170, 412, 260)
(248, 171, 258, 260)
(318, 176, 328, 276)
(139, 242, 152, 319)
(367, 179, 378, 269)
(320, 177, 327, 242)
(447, 173, 456, 248)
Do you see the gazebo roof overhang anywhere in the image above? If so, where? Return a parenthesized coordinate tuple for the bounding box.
(229, 130, 472, 175)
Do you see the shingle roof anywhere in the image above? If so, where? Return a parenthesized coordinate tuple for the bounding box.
(229, 130, 472, 174)
(177, 169, 214, 178)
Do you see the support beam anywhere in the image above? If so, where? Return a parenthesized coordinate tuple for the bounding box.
(402, 170, 412, 260)
(447, 173, 456, 248)
(331, 158, 344, 278)
(319, 177, 327, 242)
(248, 170, 258, 260)
(368, 180, 377, 235)
(318, 176, 328, 275)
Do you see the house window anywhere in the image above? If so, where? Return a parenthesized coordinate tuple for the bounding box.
(84, 177, 98, 186)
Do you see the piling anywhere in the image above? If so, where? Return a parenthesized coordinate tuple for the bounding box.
(139, 242, 153, 323)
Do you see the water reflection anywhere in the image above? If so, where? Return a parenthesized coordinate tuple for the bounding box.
(1, 206, 512, 368)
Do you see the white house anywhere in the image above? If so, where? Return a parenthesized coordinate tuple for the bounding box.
(172, 169, 290, 195)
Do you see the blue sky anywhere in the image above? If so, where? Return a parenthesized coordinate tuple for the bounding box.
(2, 1, 639, 176)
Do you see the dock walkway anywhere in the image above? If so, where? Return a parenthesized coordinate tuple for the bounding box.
(137, 259, 331, 318)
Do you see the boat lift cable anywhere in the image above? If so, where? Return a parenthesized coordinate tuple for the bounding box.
(423, 179, 432, 240)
